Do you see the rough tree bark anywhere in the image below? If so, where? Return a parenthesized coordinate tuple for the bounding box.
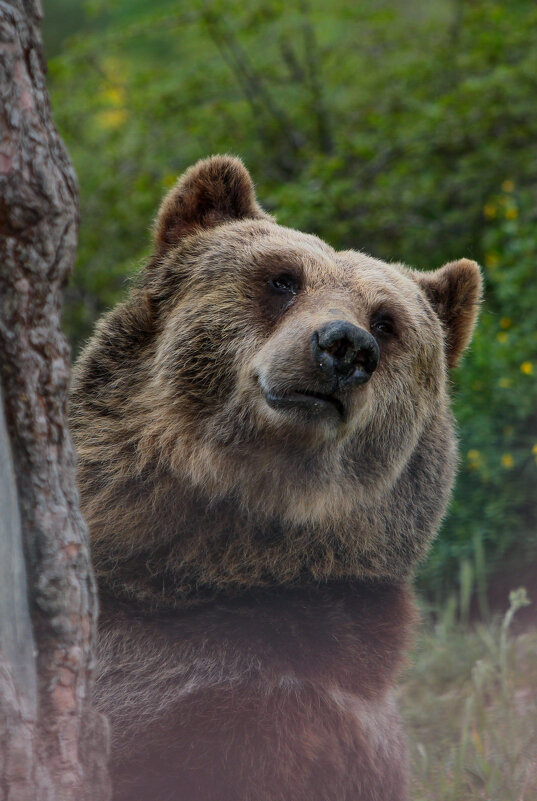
(0, 1, 110, 799)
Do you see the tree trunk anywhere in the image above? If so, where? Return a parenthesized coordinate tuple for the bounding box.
(0, 1, 110, 799)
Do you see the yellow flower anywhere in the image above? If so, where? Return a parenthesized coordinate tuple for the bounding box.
(96, 109, 128, 130)
(501, 453, 514, 469)
(500, 317, 512, 329)
(96, 72, 128, 131)
(467, 449, 482, 471)
(501, 180, 515, 193)
(100, 85, 125, 107)
(485, 252, 499, 268)
(496, 332, 509, 344)
(532, 444, 537, 455)
(505, 207, 518, 220)
(483, 203, 497, 219)
(498, 377, 511, 388)
(521, 362, 533, 375)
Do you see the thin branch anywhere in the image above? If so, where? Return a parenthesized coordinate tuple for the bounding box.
(279, 36, 306, 83)
(300, 0, 334, 154)
(203, 10, 306, 158)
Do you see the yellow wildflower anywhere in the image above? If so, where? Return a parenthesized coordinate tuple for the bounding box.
(500, 317, 512, 329)
(96, 109, 128, 130)
(505, 207, 518, 220)
(496, 332, 509, 344)
(100, 85, 125, 106)
(467, 449, 482, 471)
(521, 362, 533, 375)
(532, 444, 537, 455)
(501, 453, 514, 469)
(501, 180, 515, 193)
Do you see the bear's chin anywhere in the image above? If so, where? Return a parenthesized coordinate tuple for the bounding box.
(255, 402, 366, 450)
(247, 382, 373, 449)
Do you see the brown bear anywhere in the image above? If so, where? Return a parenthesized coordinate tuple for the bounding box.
(69, 155, 482, 801)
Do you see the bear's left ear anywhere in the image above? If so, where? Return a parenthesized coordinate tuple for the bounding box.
(413, 259, 483, 368)
(153, 155, 270, 255)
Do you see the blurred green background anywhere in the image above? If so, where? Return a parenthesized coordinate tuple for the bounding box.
(44, 0, 537, 613)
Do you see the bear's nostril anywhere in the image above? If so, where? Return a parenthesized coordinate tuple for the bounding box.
(325, 338, 351, 361)
(312, 320, 380, 387)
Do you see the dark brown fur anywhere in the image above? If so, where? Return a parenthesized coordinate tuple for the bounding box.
(97, 582, 415, 801)
(70, 156, 482, 800)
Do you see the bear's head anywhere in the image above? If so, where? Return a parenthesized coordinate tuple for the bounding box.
(70, 156, 482, 605)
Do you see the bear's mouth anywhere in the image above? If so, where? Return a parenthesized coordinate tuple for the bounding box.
(263, 388, 345, 421)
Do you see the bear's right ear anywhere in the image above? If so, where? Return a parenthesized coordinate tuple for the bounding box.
(153, 155, 269, 254)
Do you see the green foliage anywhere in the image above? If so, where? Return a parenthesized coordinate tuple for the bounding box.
(45, 0, 537, 601)
(402, 589, 537, 799)
(421, 183, 537, 602)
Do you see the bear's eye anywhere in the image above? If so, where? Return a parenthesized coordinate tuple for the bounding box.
(371, 313, 397, 339)
(268, 274, 299, 296)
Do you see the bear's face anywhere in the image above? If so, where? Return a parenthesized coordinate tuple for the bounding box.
(140, 157, 480, 526)
(71, 156, 482, 601)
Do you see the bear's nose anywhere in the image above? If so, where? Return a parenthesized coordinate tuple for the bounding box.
(311, 321, 380, 387)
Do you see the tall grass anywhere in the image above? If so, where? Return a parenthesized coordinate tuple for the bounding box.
(401, 589, 537, 800)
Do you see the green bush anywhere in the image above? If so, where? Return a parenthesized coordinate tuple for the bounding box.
(422, 183, 537, 603)
(46, 0, 537, 604)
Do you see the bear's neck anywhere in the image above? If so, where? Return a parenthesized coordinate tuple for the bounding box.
(98, 578, 417, 702)
(85, 466, 385, 609)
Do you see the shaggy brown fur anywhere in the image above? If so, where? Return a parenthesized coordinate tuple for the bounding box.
(70, 155, 482, 800)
